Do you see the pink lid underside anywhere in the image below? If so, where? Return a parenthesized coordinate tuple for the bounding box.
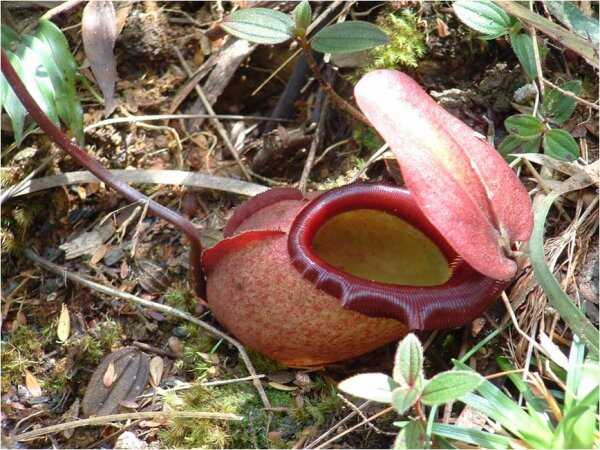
(355, 70, 532, 280)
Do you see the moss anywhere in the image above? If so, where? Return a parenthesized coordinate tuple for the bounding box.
(353, 124, 384, 153)
(159, 375, 344, 448)
(247, 350, 286, 374)
(175, 323, 217, 377)
(1, 326, 44, 390)
(164, 285, 196, 313)
(367, 10, 426, 70)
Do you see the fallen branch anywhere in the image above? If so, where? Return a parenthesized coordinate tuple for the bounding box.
(9, 169, 269, 199)
(15, 410, 242, 442)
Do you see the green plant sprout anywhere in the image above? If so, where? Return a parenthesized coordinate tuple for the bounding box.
(339, 332, 599, 449)
(453, 0, 596, 161)
(220, 1, 388, 125)
(1, 20, 83, 145)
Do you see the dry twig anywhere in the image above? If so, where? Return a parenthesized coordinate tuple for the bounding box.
(24, 249, 272, 409)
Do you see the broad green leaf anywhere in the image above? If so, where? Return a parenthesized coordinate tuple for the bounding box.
(311, 21, 388, 54)
(338, 373, 396, 403)
(504, 114, 544, 139)
(453, 0, 513, 38)
(36, 20, 78, 74)
(391, 384, 421, 415)
(510, 33, 537, 81)
(26, 32, 83, 143)
(1, 25, 19, 50)
(542, 128, 579, 161)
(421, 371, 484, 405)
(499, 134, 541, 162)
(292, 1, 312, 32)
(546, 1, 599, 46)
(432, 423, 515, 449)
(395, 419, 427, 449)
(393, 333, 423, 386)
(498, 134, 522, 159)
(541, 80, 581, 125)
(0, 72, 7, 111)
(530, 193, 599, 359)
(15, 42, 59, 125)
(221, 8, 294, 44)
(3, 51, 27, 145)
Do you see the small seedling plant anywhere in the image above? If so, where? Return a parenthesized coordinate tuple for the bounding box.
(339, 333, 599, 449)
(1, 20, 83, 145)
(220, 1, 388, 125)
(453, 0, 593, 161)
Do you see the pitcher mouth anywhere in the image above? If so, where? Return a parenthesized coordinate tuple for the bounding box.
(288, 183, 505, 330)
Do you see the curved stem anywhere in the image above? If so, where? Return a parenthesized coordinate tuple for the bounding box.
(0, 49, 206, 298)
(296, 37, 370, 126)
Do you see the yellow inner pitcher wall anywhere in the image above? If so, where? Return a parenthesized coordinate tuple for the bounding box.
(312, 209, 451, 286)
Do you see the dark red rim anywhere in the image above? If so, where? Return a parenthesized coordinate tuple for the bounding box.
(287, 183, 506, 330)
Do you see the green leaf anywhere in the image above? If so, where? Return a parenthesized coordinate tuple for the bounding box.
(552, 385, 599, 449)
(36, 20, 78, 74)
(292, 1, 312, 33)
(504, 114, 544, 139)
(15, 41, 59, 125)
(541, 80, 581, 125)
(496, 356, 549, 427)
(498, 134, 541, 162)
(546, 1, 599, 46)
(530, 193, 599, 359)
(395, 420, 427, 449)
(391, 384, 422, 415)
(542, 129, 579, 161)
(453, 361, 553, 447)
(221, 8, 294, 44)
(510, 33, 537, 81)
(36, 19, 84, 143)
(1, 25, 20, 50)
(453, 0, 513, 38)
(338, 373, 396, 403)
(393, 333, 423, 386)
(3, 50, 27, 145)
(311, 21, 388, 54)
(420, 371, 483, 406)
(432, 423, 515, 449)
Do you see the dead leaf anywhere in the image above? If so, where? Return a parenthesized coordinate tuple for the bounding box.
(436, 18, 450, 37)
(268, 381, 297, 391)
(120, 259, 129, 278)
(119, 399, 139, 409)
(62, 399, 80, 439)
(167, 336, 183, 355)
(103, 361, 117, 387)
(15, 310, 27, 326)
(25, 370, 42, 397)
(149, 356, 164, 387)
(82, 0, 118, 115)
(57, 303, 70, 343)
(59, 222, 115, 260)
(82, 347, 150, 417)
(90, 244, 110, 265)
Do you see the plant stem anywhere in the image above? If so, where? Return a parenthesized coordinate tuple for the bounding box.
(296, 37, 370, 126)
(0, 49, 207, 299)
(414, 400, 427, 422)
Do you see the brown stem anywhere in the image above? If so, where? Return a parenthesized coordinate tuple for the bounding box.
(297, 37, 370, 126)
(0, 49, 206, 299)
(414, 400, 427, 422)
